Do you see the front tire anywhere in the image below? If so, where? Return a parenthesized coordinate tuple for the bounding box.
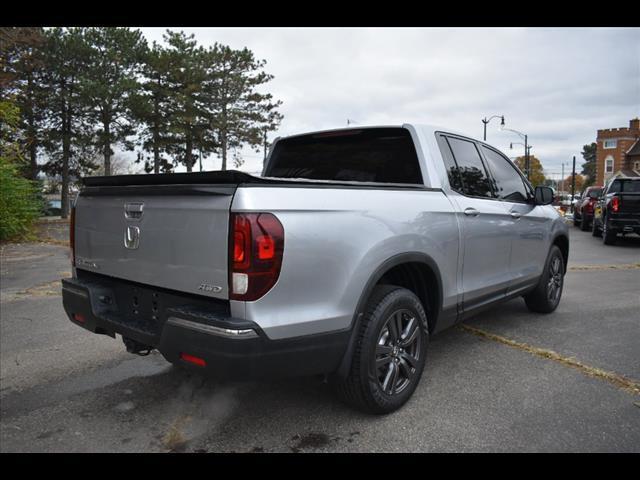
(524, 245, 565, 314)
(333, 285, 428, 414)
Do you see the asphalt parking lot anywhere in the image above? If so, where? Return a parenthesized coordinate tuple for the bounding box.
(1, 223, 639, 452)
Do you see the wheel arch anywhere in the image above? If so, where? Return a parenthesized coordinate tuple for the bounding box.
(552, 233, 569, 274)
(334, 252, 443, 379)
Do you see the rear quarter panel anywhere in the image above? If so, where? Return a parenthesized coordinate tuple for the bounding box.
(230, 186, 460, 340)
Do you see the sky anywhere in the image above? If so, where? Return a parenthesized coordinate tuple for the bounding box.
(138, 27, 640, 179)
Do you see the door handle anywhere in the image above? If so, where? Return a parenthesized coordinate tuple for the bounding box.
(464, 207, 480, 217)
(510, 211, 522, 219)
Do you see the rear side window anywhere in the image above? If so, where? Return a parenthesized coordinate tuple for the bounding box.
(480, 146, 529, 203)
(611, 180, 640, 193)
(445, 137, 494, 198)
(265, 128, 423, 184)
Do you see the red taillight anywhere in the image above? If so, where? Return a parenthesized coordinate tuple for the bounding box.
(611, 196, 620, 213)
(73, 313, 85, 324)
(70, 206, 76, 267)
(229, 213, 284, 301)
(180, 352, 206, 367)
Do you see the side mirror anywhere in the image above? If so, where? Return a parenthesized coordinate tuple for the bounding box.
(534, 186, 554, 205)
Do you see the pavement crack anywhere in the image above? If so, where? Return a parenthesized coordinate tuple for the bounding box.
(458, 324, 640, 396)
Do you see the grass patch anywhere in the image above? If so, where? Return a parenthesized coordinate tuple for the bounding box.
(459, 324, 640, 396)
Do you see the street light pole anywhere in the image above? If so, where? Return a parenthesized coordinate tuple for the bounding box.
(524, 134, 529, 181)
(502, 124, 530, 180)
(482, 115, 505, 141)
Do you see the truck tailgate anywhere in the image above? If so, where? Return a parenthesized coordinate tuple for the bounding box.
(74, 186, 235, 300)
(619, 193, 640, 215)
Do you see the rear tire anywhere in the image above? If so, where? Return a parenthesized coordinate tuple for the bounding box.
(332, 285, 428, 414)
(580, 214, 590, 231)
(524, 245, 565, 314)
(602, 218, 617, 245)
(592, 216, 602, 237)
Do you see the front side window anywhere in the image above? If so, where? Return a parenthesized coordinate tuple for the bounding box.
(446, 137, 494, 198)
(603, 139, 617, 149)
(480, 146, 529, 202)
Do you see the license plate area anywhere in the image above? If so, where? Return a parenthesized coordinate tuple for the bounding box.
(112, 284, 165, 336)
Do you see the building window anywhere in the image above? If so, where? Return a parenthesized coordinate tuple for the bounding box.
(603, 139, 617, 149)
(635, 161, 640, 171)
(605, 156, 614, 173)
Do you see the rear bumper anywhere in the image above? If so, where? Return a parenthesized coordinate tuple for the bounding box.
(61, 275, 348, 379)
(608, 217, 640, 233)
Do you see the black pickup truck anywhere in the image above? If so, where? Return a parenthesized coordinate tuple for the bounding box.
(592, 177, 640, 245)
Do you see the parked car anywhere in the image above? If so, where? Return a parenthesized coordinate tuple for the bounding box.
(62, 125, 569, 414)
(573, 186, 603, 231)
(44, 199, 62, 216)
(592, 177, 640, 244)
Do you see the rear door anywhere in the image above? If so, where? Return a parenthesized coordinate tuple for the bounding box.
(436, 134, 513, 311)
(74, 186, 235, 299)
(479, 145, 550, 292)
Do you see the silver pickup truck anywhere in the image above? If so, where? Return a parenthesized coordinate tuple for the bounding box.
(62, 124, 568, 413)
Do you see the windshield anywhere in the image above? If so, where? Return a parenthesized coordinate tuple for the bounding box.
(265, 128, 423, 184)
(588, 188, 602, 198)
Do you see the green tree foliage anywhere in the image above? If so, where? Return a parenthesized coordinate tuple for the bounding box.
(514, 155, 546, 187)
(580, 142, 597, 188)
(1, 27, 48, 180)
(0, 97, 43, 241)
(80, 27, 148, 176)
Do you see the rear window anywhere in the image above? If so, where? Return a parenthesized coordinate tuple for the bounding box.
(609, 180, 640, 193)
(265, 128, 423, 184)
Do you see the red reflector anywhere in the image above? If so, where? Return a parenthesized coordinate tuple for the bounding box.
(180, 353, 206, 367)
(257, 234, 275, 260)
(73, 313, 86, 324)
(611, 196, 620, 213)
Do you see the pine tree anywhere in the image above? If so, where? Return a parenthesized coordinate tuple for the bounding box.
(80, 27, 147, 176)
(203, 44, 283, 170)
(40, 28, 97, 218)
(580, 143, 597, 188)
(163, 31, 210, 172)
(0, 27, 47, 180)
(131, 41, 174, 174)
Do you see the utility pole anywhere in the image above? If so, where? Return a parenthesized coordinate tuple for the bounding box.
(263, 127, 268, 164)
(561, 163, 565, 194)
(571, 155, 576, 211)
(524, 134, 529, 181)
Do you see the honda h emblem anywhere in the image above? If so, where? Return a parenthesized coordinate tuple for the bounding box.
(124, 226, 140, 249)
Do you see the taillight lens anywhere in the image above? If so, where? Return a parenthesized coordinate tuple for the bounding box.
(70, 206, 76, 267)
(230, 213, 284, 301)
(611, 196, 620, 213)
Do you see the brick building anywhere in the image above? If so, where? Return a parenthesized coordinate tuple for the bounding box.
(595, 118, 640, 185)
